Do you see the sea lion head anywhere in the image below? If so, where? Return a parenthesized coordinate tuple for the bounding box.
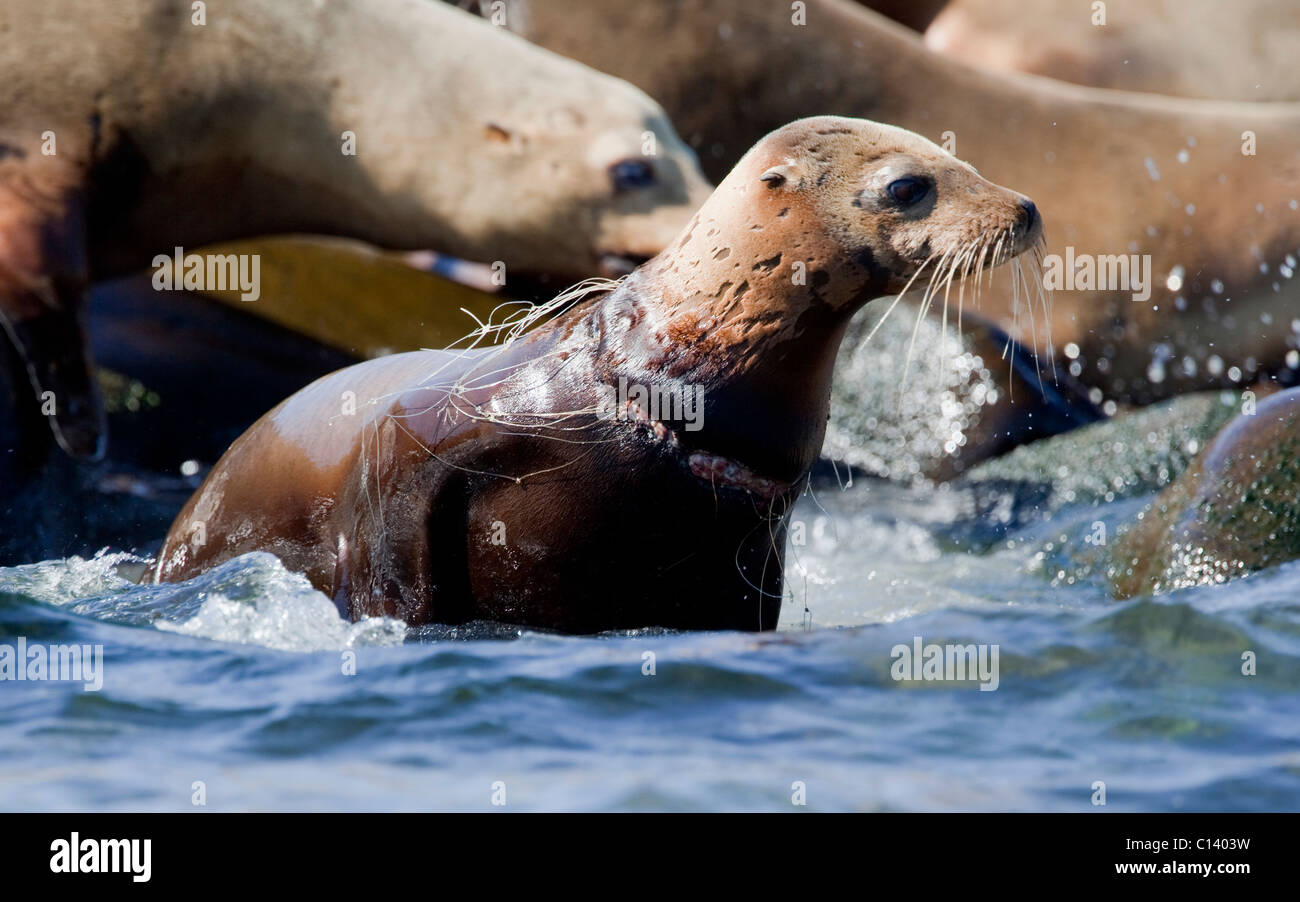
(672, 115, 1042, 312)
(637, 116, 1043, 370)
(468, 72, 712, 281)
(614, 116, 1043, 483)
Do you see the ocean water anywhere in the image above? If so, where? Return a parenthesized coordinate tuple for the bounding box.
(3, 457, 1299, 812)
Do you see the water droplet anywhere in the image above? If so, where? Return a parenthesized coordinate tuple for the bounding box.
(1177, 149, 1189, 163)
(1144, 157, 1161, 181)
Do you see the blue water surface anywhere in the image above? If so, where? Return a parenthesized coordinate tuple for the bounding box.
(2, 476, 1298, 812)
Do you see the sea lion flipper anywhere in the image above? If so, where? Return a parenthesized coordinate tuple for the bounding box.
(0, 155, 103, 461)
(0, 304, 104, 460)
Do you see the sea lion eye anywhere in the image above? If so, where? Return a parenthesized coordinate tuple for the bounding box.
(609, 158, 656, 192)
(886, 176, 930, 206)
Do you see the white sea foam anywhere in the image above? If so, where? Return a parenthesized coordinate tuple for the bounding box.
(1, 550, 406, 653)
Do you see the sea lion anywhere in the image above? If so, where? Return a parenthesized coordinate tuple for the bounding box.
(488, 0, 1300, 405)
(1110, 386, 1300, 598)
(925, 0, 1300, 101)
(0, 0, 710, 468)
(150, 116, 1043, 632)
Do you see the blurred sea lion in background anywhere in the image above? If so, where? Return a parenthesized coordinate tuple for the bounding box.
(488, 0, 1300, 406)
(1110, 386, 1300, 598)
(926, 0, 1300, 101)
(0, 0, 709, 476)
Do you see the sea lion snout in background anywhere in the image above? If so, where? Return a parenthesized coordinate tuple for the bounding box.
(0, 0, 710, 473)
(152, 116, 1041, 633)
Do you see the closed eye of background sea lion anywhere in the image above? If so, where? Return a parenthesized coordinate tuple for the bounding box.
(0, 0, 710, 472)
(150, 116, 1042, 633)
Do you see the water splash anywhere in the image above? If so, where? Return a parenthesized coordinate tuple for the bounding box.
(0, 551, 406, 652)
(825, 300, 1001, 482)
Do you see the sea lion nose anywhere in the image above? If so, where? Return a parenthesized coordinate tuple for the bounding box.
(1018, 197, 1039, 231)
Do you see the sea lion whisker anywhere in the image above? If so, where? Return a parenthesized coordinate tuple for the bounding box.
(731, 495, 796, 604)
(759, 482, 805, 626)
(417, 277, 623, 388)
(900, 248, 955, 409)
(990, 229, 1010, 334)
(802, 471, 847, 538)
(1014, 254, 1048, 398)
(356, 419, 386, 540)
(390, 415, 598, 484)
(1026, 243, 1051, 372)
(938, 242, 972, 367)
(756, 494, 784, 628)
(493, 430, 619, 446)
(973, 237, 991, 311)
(954, 236, 982, 338)
(934, 246, 962, 372)
(861, 252, 940, 346)
(989, 231, 1000, 268)
(1030, 240, 1057, 382)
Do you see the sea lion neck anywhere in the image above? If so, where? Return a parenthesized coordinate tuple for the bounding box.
(586, 211, 883, 483)
(618, 174, 892, 370)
